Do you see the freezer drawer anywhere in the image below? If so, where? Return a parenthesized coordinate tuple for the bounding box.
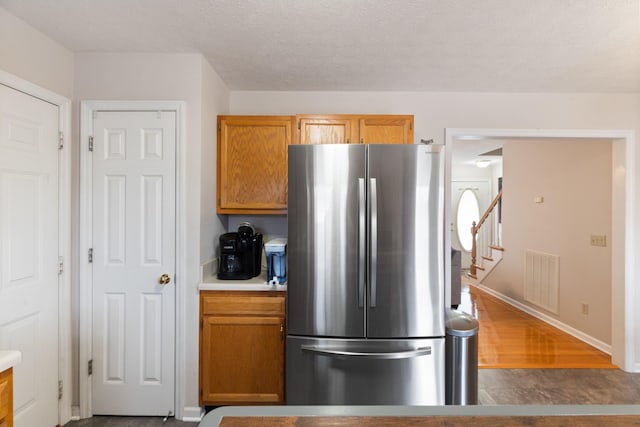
(286, 336, 444, 405)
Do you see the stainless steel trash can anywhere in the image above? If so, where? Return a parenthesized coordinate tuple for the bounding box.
(445, 309, 479, 405)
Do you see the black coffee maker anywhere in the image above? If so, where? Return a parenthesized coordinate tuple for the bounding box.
(218, 222, 263, 280)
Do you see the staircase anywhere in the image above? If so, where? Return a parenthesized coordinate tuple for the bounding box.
(468, 189, 504, 282)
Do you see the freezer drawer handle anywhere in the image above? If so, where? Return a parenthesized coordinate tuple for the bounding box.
(300, 345, 431, 360)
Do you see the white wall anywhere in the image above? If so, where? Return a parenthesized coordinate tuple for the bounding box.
(74, 52, 229, 416)
(230, 91, 640, 145)
(0, 7, 74, 98)
(0, 6, 76, 419)
(484, 140, 612, 344)
(452, 164, 495, 181)
(200, 58, 230, 265)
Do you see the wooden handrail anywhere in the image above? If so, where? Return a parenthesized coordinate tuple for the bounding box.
(473, 189, 502, 235)
(470, 189, 502, 277)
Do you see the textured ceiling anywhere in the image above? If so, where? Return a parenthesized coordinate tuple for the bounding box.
(2, 0, 639, 91)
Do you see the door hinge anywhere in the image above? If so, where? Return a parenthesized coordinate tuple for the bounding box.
(89, 136, 94, 152)
(88, 248, 93, 263)
(58, 131, 64, 150)
(58, 256, 64, 275)
(88, 359, 93, 376)
(217, 123, 221, 131)
(58, 380, 63, 400)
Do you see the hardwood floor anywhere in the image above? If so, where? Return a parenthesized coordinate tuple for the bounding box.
(458, 281, 617, 369)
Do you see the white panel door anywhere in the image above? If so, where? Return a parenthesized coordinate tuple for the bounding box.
(91, 111, 176, 415)
(0, 84, 59, 427)
(451, 180, 490, 268)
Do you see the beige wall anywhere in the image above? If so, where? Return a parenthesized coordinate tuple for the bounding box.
(74, 52, 229, 414)
(0, 7, 74, 98)
(484, 140, 612, 344)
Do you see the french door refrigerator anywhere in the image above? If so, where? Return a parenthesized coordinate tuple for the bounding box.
(287, 144, 445, 405)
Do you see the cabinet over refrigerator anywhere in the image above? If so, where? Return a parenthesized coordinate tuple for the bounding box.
(287, 144, 445, 405)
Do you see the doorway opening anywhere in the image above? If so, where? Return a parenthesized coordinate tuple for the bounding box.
(445, 128, 635, 372)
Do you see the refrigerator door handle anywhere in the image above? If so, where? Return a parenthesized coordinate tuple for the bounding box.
(300, 345, 431, 360)
(369, 177, 378, 307)
(358, 178, 366, 308)
(358, 178, 367, 307)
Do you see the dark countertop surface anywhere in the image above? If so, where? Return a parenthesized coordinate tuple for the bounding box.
(199, 405, 640, 426)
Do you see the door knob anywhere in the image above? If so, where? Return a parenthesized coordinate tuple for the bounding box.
(158, 274, 171, 285)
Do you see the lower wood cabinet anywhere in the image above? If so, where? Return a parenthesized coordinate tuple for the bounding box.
(0, 368, 13, 427)
(199, 291, 286, 406)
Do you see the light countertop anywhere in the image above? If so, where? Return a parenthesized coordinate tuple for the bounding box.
(0, 351, 21, 372)
(200, 272, 287, 291)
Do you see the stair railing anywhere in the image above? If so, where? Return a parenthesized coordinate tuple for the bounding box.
(470, 189, 503, 277)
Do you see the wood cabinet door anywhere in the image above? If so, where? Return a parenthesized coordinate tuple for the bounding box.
(0, 369, 12, 427)
(359, 115, 414, 144)
(297, 115, 358, 144)
(217, 116, 294, 214)
(200, 315, 285, 405)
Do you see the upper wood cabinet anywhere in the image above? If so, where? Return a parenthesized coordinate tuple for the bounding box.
(296, 114, 414, 145)
(217, 116, 295, 214)
(296, 115, 358, 145)
(358, 115, 414, 144)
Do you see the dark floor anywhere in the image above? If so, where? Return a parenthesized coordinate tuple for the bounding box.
(65, 415, 195, 426)
(65, 368, 640, 426)
(478, 368, 640, 405)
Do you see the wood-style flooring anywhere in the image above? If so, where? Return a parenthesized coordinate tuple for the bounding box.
(459, 281, 617, 369)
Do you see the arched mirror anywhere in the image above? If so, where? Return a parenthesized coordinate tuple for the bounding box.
(456, 188, 480, 252)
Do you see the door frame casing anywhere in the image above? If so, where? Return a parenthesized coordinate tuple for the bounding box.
(0, 70, 73, 426)
(444, 128, 636, 372)
(79, 100, 186, 419)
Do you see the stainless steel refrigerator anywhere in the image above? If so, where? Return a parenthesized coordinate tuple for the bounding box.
(287, 144, 445, 405)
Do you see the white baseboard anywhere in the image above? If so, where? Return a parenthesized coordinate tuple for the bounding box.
(181, 406, 205, 422)
(472, 283, 612, 355)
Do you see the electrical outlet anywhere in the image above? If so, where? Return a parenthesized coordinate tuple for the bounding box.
(590, 235, 607, 247)
(581, 303, 589, 315)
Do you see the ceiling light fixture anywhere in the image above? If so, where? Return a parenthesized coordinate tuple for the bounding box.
(475, 159, 491, 168)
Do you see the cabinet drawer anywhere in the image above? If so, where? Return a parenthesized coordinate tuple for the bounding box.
(201, 292, 285, 316)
